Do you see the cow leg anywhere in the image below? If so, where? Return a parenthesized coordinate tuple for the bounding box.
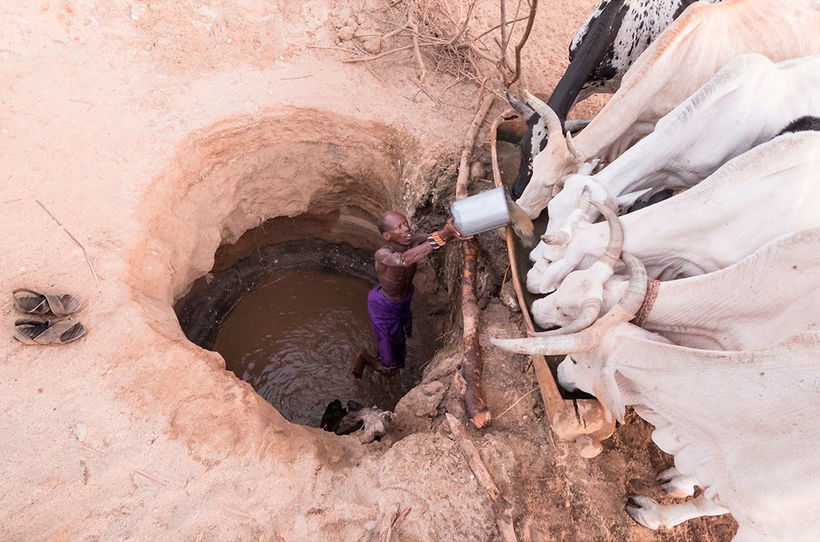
(656, 467, 697, 498)
(626, 493, 729, 530)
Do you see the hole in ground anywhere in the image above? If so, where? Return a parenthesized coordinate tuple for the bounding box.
(175, 224, 445, 427)
(132, 108, 458, 431)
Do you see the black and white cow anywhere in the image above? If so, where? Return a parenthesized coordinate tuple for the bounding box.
(510, 0, 722, 199)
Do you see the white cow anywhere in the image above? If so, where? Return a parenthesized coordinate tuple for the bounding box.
(509, 0, 725, 198)
(492, 245, 820, 538)
(516, 0, 820, 218)
(543, 53, 820, 243)
(533, 228, 820, 350)
(527, 131, 820, 294)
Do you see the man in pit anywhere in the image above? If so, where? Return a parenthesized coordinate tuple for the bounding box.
(352, 211, 464, 377)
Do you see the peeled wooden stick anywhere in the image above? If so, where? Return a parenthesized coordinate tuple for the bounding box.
(455, 94, 494, 428)
(446, 413, 517, 542)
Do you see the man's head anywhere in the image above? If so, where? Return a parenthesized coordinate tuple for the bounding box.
(378, 211, 413, 246)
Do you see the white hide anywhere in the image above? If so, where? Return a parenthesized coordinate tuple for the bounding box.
(526, 131, 820, 294)
(555, 329, 820, 540)
(533, 228, 820, 350)
(515, 0, 820, 218)
(569, 0, 724, 99)
(544, 53, 820, 239)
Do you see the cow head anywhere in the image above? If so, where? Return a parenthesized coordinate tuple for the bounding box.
(527, 197, 624, 294)
(545, 174, 613, 237)
(507, 92, 549, 200)
(493, 251, 649, 420)
(514, 92, 585, 219)
(531, 205, 632, 333)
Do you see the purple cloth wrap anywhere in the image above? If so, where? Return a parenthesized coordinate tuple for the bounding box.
(367, 285, 414, 370)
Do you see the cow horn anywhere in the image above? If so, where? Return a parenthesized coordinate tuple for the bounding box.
(564, 119, 591, 133)
(523, 90, 562, 137)
(494, 287, 638, 355)
(617, 252, 648, 318)
(505, 91, 536, 121)
(534, 298, 601, 336)
(590, 200, 623, 270)
(566, 131, 585, 162)
(491, 327, 600, 356)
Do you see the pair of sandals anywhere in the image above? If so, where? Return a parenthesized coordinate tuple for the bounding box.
(12, 288, 86, 345)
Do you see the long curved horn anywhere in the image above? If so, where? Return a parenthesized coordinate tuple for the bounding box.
(523, 90, 562, 137)
(590, 200, 623, 270)
(618, 252, 648, 318)
(494, 254, 642, 356)
(494, 291, 637, 355)
(565, 119, 591, 133)
(565, 131, 585, 162)
(505, 91, 536, 121)
(491, 327, 599, 356)
(534, 298, 601, 336)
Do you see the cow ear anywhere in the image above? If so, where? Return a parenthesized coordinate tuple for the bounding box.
(506, 91, 537, 121)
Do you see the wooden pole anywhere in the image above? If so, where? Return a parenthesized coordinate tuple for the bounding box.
(456, 94, 494, 428)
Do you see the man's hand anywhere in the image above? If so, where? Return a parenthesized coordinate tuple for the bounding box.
(441, 217, 471, 241)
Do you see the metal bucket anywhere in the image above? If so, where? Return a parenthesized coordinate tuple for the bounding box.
(451, 187, 511, 236)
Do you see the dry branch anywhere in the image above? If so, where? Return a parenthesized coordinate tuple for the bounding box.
(333, 1, 532, 92)
(507, 0, 537, 87)
(446, 413, 517, 542)
(408, 16, 427, 83)
(341, 44, 416, 63)
(456, 94, 494, 428)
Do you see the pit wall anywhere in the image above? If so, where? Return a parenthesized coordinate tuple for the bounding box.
(124, 103, 452, 453)
(83, 105, 480, 539)
(130, 106, 419, 306)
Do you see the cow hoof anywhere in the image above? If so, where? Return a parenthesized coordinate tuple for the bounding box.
(656, 467, 696, 498)
(625, 495, 661, 530)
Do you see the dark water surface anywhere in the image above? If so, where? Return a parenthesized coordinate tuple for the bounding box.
(213, 269, 409, 426)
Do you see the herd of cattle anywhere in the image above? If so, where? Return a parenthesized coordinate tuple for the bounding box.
(491, 0, 820, 539)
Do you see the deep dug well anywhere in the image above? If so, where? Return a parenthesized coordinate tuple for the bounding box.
(1, 1, 738, 540)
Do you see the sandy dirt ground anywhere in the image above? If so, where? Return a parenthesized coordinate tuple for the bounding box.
(1, 1, 737, 540)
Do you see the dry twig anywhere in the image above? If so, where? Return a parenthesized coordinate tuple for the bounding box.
(408, 14, 427, 83)
(507, 0, 537, 86)
(446, 413, 517, 542)
(36, 199, 100, 284)
(496, 386, 539, 420)
(378, 506, 412, 542)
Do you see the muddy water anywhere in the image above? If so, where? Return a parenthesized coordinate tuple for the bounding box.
(213, 269, 409, 426)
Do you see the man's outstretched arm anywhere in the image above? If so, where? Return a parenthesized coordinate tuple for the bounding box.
(379, 219, 462, 267)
